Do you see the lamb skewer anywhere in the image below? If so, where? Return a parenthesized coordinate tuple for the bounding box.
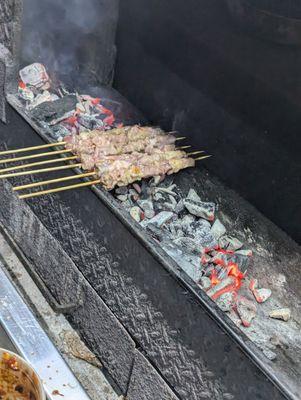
(15, 154, 211, 198)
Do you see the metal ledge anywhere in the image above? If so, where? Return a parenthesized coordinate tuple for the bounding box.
(0, 261, 91, 400)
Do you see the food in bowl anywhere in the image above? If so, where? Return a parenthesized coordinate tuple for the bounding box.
(0, 349, 45, 400)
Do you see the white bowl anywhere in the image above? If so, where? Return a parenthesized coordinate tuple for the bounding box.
(0, 348, 45, 400)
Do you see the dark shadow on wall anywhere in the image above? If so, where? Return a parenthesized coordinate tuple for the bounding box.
(114, 0, 301, 243)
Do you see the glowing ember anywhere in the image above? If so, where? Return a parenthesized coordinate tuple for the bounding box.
(18, 80, 26, 89)
(210, 269, 221, 286)
(227, 262, 244, 289)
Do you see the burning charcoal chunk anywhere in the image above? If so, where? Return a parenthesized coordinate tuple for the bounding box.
(132, 183, 142, 194)
(173, 237, 200, 254)
(27, 91, 59, 110)
(18, 84, 34, 102)
(174, 199, 185, 214)
(130, 206, 142, 222)
(142, 211, 174, 228)
(165, 248, 203, 282)
(77, 114, 104, 130)
(155, 187, 178, 197)
(139, 181, 151, 199)
(204, 265, 215, 278)
(199, 277, 211, 291)
(49, 110, 75, 126)
(31, 95, 78, 122)
(216, 292, 236, 312)
(190, 220, 217, 249)
(137, 199, 155, 219)
(235, 249, 253, 257)
(210, 219, 226, 240)
(19, 63, 49, 88)
(180, 214, 196, 227)
(115, 186, 128, 195)
(200, 253, 211, 266)
(211, 252, 229, 267)
(229, 309, 242, 326)
(249, 279, 271, 303)
(269, 308, 291, 322)
(153, 191, 164, 202)
(150, 175, 162, 186)
(122, 200, 134, 211)
(116, 195, 128, 202)
(50, 125, 71, 140)
(186, 188, 201, 202)
(236, 296, 257, 327)
(207, 276, 236, 299)
(219, 235, 243, 251)
(262, 349, 277, 361)
(182, 218, 208, 236)
(156, 175, 174, 188)
(146, 223, 172, 242)
(184, 199, 215, 221)
(128, 189, 139, 202)
(230, 253, 251, 272)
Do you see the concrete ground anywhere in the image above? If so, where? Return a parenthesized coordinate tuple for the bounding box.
(0, 230, 123, 400)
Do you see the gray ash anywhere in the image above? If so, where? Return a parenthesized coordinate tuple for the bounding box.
(114, 176, 273, 329)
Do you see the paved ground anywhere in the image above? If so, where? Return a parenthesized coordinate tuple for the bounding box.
(0, 230, 122, 400)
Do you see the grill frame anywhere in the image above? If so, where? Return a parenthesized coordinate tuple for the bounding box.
(0, 102, 300, 399)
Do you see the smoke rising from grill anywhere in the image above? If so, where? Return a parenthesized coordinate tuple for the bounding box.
(20, 0, 118, 86)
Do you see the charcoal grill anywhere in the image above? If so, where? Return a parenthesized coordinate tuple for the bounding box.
(0, 1, 301, 400)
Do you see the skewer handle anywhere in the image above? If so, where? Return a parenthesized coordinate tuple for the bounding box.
(19, 179, 100, 199)
(0, 163, 82, 179)
(0, 141, 66, 156)
(13, 171, 96, 191)
(0, 156, 77, 173)
(0, 149, 71, 164)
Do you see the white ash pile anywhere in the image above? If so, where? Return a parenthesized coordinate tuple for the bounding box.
(115, 177, 274, 328)
(17, 63, 118, 140)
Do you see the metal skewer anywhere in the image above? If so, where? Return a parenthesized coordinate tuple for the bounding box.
(0, 163, 82, 179)
(18, 179, 100, 199)
(0, 156, 77, 174)
(13, 171, 96, 191)
(0, 141, 66, 156)
(0, 149, 71, 164)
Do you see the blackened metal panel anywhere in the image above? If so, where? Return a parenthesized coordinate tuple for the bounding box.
(114, 0, 301, 243)
(0, 179, 136, 393)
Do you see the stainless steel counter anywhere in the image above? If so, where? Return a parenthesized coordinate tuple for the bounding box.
(0, 262, 91, 400)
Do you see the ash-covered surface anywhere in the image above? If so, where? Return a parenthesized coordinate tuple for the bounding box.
(172, 169, 301, 384)
(113, 169, 301, 379)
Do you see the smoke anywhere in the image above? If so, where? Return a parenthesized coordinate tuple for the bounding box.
(20, 0, 118, 85)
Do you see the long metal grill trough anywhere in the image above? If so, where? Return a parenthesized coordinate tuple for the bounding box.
(0, 1, 300, 399)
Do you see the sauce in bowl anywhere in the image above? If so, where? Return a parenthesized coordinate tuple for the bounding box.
(0, 351, 44, 400)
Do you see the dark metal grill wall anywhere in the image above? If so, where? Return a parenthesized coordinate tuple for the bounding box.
(113, 0, 301, 243)
(252, 0, 301, 18)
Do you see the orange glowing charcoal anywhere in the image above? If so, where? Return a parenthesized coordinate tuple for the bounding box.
(18, 80, 26, 89)
(91, 97, 101, 105)
(227, 262, 244, 289)
(210, 270, 221, 286)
